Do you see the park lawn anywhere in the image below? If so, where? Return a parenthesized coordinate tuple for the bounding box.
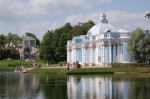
(28, 67, 150, 75)
(66, 67, 150, 74)
(28, 68, 67, 75)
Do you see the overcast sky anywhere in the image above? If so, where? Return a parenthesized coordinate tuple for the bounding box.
(0, 0, 149, 40)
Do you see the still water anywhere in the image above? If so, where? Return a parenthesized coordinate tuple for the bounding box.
(0, 72, 150, 99)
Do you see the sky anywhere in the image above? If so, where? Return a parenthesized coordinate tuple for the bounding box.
(0, 0, 149, 40)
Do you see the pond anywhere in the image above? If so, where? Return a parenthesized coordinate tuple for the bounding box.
(0, 72, 150, 99)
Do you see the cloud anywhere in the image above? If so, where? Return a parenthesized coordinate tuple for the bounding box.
(105, 11, 149, 31)
(0, 0, 112, 24)
(48, 22, 63, 30)
(0, 0, 149, 42)
(19, 21, 50, 40)
(65, 11, 149, 31)
(29, 0, 112, 13)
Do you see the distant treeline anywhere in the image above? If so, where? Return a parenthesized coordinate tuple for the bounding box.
(0, 32, 40, 60)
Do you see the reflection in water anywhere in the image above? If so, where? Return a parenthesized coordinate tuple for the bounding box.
(0, 72, 43, 99)
(0, 72, 150, 99)
(67, 75, 130, 99)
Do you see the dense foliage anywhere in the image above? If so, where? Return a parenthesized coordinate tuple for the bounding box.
(0, 32, 39, 60)
(39, 21, 95, 63)
(145, 12, 150, 19)
(111, 63, 150, 68)
(127, 28, 150, 62)
(0, 33, 22, 60)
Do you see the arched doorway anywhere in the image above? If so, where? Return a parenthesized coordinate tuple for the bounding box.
(24, 47, 31, 59)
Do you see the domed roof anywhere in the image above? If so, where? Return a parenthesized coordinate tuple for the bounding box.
(87, 13, 116, 35)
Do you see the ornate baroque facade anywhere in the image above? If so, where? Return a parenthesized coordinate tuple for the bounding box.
(66, 13, 131, 67)
(19, 34, 38, 60)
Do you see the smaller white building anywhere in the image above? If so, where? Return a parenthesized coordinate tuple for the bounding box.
(67, 13, 131, 67)
(19, 34, 38, 60)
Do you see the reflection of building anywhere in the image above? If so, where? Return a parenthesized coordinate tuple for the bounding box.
(19, 34, 39, 60)
(67, 75, 130, 99)
(67, 13, 131, 67)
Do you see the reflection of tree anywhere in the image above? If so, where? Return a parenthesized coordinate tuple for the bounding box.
(0, 73, 23, 98)
(128, 78, 150, 99)
(39, 75, 67, 99)
(112, 76, 150, 99)
(0, 73, 40, 99)
(0, 74, 6, 97)
(74, 76, 81, 85)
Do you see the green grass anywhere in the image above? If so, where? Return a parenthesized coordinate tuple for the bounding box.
(66, 68, 150, 74)
(28, 67, 150, 75)
(1, 60, 150, 75)
(28, 68, 67, 75)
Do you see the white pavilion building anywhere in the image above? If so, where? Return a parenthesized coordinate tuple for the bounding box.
(67, 13, 131, 67)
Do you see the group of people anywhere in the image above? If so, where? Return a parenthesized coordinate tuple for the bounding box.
(14, 68, 23, 73)
(67, 61, 81, 70)
(14, 66, 27, 73)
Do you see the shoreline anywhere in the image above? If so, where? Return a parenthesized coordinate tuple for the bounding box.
(27, 66, 150, 75)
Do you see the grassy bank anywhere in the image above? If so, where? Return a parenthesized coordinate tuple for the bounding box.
(1, 60, 150, 74)
(28, 67, 150, 75)
(67, 68, 150, 74)
(28, 68, 67, 75)
(0, 60, 47, 71)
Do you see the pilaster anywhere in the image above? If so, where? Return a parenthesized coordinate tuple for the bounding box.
(82, 45, 86, 66)
(109, 45, 112, 62)
(72, 46, 77, 62)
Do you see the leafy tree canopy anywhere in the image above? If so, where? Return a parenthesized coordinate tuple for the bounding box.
(40, 21, 95, 63)
(127, 28, 150, 63)
(145, 12, 150, 19)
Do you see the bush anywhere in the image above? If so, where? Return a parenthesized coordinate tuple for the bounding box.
(7, 62, 32, 67)
(58, 61, 67, 65)
(111, 63, 150, 68)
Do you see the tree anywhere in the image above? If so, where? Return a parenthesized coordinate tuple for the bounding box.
(0, 33, 21, 60)
(39, 21, 95, 63)
(127, 28, 150, 62)
(145, 12, 150, 19)
(39, 30, 54, 63)
(72, 20, 95, 36)
(0, 34, 6, 59)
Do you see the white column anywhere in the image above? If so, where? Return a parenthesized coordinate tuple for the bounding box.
(67, 48, 70, 63)
(82, 45, 86, 65)
(89, 44, 93, 64)
(72, 46, 77, 62)
(98, 45, 101, 63)
(113, 45, 116, 62)
(95, 44, 99, 65)
(109, 44, 112, 63)
(117, 43, 122, 62)
(101, 45, 105, 63)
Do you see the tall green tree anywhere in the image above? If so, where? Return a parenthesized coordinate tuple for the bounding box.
(128, 28, 150, 62)
(40, 21, 95, 63)
(72, 20, 95, 36)
(0, 33, 21, 60)
(0, 34, 6, 59)
(52, 23, 72, 63)
(39, 30, 54, 63)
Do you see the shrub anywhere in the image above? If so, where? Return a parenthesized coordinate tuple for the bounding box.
(58, 61, 67, 65)
(111, 63, 150, 68)
(7, 62, 32, 67)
